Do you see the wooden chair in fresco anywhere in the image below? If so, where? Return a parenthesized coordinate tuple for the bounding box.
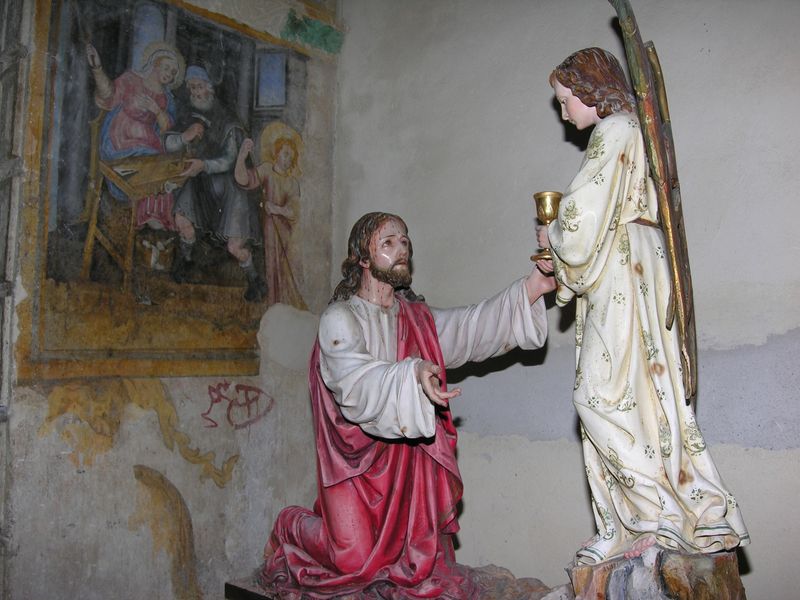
(80, 112, 186, 289)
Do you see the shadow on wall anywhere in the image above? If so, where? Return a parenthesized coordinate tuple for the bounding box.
(448, 346, 548, 386)
(447, 294, 575, 387)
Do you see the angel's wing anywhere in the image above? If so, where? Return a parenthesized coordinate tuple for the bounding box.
(609, 0, 698, 402)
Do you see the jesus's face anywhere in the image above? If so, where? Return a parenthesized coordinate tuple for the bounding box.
(364, 218, 412, 288)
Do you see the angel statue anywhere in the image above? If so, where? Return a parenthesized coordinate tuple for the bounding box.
(536, 47, 749, 565)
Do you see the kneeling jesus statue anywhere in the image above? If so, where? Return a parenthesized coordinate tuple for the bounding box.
(259, 211, 555, 598)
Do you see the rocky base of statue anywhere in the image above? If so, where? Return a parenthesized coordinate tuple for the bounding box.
(226, 564, 575, 600)
(569, 547, 746, 600)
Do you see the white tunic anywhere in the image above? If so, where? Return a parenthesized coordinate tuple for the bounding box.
(318, 278, 547, 439)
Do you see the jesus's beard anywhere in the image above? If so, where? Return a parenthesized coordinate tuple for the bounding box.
(370, 262, 412, 289)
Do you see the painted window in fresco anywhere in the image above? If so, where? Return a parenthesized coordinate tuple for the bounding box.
(255, 51, 287, 108)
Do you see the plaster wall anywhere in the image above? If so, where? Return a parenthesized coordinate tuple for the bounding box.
(334, 0, 800, 597)
(8, 305, 319, 599)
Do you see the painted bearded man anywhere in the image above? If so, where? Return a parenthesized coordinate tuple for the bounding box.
(259, 212, 556, 598)
(165, 66, 265, 301)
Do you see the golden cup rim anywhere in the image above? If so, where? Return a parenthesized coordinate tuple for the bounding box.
(533, 191, 563, 200)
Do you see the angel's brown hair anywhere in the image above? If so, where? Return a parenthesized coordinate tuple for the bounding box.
(549, 47, 635, 118)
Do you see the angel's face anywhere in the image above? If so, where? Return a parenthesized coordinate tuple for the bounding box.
(554, 80, 599, 131)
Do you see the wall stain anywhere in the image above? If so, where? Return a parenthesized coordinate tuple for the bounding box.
(39, 378, 239, 487)
(129, 465, 203, 600)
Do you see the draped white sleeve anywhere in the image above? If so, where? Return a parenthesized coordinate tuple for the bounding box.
(318, 280, 547, 440)
(547, 113, 657, 307)
(431, 278, 548, 369)
(318, 299, 435, 440)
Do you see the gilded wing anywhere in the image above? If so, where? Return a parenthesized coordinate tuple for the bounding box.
(608, 0, 698, 402)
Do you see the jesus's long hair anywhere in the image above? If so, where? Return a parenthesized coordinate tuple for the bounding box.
(330, 212, 422, 303)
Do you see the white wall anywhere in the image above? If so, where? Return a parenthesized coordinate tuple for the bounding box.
(335, 0, 800, 597)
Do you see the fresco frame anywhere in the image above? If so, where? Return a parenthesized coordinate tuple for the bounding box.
(16, 0, 323, 381)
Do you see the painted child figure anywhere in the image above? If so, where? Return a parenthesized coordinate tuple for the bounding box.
(536, 48, 749, 565)
(235, 122, 307, 309)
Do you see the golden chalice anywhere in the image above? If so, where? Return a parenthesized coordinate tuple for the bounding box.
(531, 191, 562, 262)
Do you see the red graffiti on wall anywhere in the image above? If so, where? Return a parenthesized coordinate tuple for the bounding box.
(201, 381, 275, 430)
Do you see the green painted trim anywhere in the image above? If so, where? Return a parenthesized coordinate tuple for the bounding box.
(281, 9, 343, 55)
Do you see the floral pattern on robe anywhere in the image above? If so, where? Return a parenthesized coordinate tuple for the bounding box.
(548, 113, 749, 564)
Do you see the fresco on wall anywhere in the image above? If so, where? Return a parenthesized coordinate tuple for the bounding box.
(29, 0, 321, 378)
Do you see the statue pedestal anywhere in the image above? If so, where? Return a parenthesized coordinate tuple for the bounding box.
(569, 548, 746, 600)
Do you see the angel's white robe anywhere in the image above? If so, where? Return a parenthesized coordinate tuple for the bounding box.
(549, 112, 749, 563)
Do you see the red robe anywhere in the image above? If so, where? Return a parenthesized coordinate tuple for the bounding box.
(260, 297, 476, 599)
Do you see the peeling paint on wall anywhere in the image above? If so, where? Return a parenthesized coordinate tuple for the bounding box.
(130, 465, 203, 600)
(185, 0, 342, 59)
(281, 8, 343, 54)
(39, 378, 240, 487)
